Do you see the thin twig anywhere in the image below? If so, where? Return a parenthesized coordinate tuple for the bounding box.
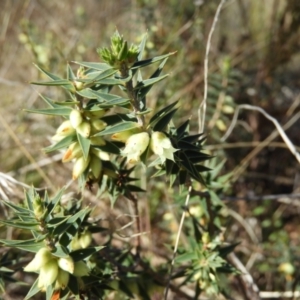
(127, 193, 142, 256)
(8, 153, 63, 175)
(221, 108, 300, 182)
(222, 193, 300, 202)
(260, 291, 300, 298)
(198, 0, 227, 133)
(0, 111, 54, 189)
(228, 252, 261, 300)
(164, 185, 192, 300)
(221, 104, 300, 163)
(228, 209, 260, 244)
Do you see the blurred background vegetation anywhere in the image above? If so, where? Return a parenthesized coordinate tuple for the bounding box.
(1, 0, 300, 299)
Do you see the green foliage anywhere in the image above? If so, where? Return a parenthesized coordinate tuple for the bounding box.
(0, 32, 237, 299)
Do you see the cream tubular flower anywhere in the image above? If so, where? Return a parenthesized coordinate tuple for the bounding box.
(24, 247, 53, 272)
(62, 142, 82, 163)
(76, 121, 91, 138)
(79, 230, 92, 249)
(52, 120, 76, 141)
(72, 156, 91, 180)
(58, 256, 74, 274)
(55, 269, 70, 290)
(69, 109, 83, 129)
(150, 132, 177, 163)
(38, 259, 59, 289)
(121, 132, 150, 164)
(111, 126, 142, 143)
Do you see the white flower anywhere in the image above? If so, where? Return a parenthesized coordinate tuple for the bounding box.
(38, 259, 59, 289)
(79, 230, 92, 249)
(51, 120, 76, 141)
(62, 142, 82, 163)
(91, 119, 107, 132)
(150, 132, 177, 163)
(72, 156, 91, 180)
(70, 231, 92, 250)
(76, 121, 91, 138)
(91, 148, 110, 161)
(24, 248, 53, 272)
(69, 109, 83, 128)
(58, 256, 74, 274)
(111, 126, 142, 143)
(55, 269, 70, 290)
(121, 132, 150, 164)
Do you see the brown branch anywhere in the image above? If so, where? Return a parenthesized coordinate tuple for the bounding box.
(126, 191, 141, 257)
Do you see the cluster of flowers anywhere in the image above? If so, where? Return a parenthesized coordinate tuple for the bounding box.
(24, 247, 89, 290)
(114, 129, 178, 164)
(53, 107, 178, 180)
(52, 109, 109, 180)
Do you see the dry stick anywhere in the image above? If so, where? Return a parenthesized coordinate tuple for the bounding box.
(164, 185, 192, 300)
(8, 153, 63, 175)
(132, 198, 142, 255)
(0, 111, 54, 189)
(198, 0, 227, 133)
(228, 209, 260, 244)
(221, 107, 300, 182)
(228, 252, 261, 300)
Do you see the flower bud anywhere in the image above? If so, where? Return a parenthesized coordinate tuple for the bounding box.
(33, 196, 44, 219)
(51, 134, 65, 142)
(91, 119, 107, 132)
(209, 273, 216, 282)
(73, 261, 90, 277)
(121, 132, 150, 164)
(62, 142, 82, 163)
(84, 109, 107, 119)
(70, 235, 82, 251)
(24, 248, 53, 272)
(278, 262, 295, 275)
(150, 132, 177, 163)
(89, 155, 102, 179)
(52, 120, 75, 141)
(38, 259, 59, 289)
(201, 232, 210, 245)
(79, 230, 92, 249)
(111, 126, 142, 143)
(76, 66, 85, 78)
(72, 156, 91, 180)
(55, 269, 69, 290)
(76, 121, 91, 138)
(58, 256, 74, 274)
(74, 80, 84, 91)
(91, 148, 110, 161)
(90, 136, 106, 146)
(69, 109, 83, 129)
